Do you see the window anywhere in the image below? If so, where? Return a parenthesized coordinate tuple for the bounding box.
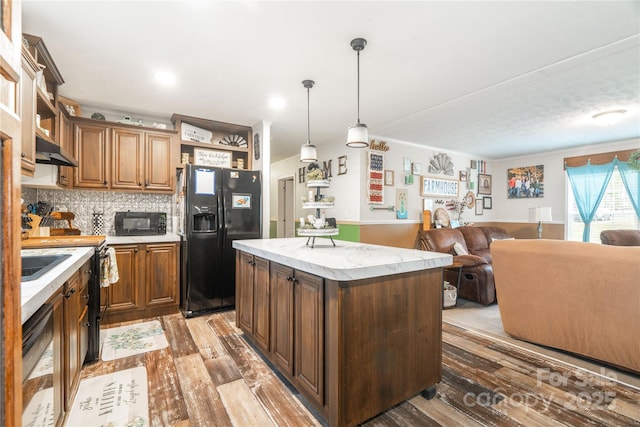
(567, 169, 639, 242)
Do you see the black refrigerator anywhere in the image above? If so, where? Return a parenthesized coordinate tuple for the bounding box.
(180, 164, 261, 317)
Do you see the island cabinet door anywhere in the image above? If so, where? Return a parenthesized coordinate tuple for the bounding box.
(252, 256, 271, 353)
(294, 270, 324, 407)
(236, 251, 255, 334)
(270, 262, 295, 377)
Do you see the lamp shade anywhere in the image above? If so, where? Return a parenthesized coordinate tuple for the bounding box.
(346, 123, 369, 148)
(529, 207, 552, 222)
(300, 143, 317, 163)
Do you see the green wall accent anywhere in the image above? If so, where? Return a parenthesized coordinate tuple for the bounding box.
(269, 221, 361, 242)
(334, 223, 360, 242)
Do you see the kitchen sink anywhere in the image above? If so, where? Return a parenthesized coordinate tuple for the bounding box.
(21, 254, 72, 282)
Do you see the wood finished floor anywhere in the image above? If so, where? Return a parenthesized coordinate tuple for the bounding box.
(77, 311, 640, 427)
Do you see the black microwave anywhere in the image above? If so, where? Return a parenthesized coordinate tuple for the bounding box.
(115, 212, 167, 236)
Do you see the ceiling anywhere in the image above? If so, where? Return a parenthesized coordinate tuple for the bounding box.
(22, 1, 640, 163)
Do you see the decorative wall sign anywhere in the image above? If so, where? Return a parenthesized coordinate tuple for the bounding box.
(411, 162, 422, 175)
(338, 155, 348, 175)
(475, 200, 484, 215)
(428, 153, 454, 175)
(396, 189, 408, 219)
(194, 148, 231, 168)
(384, 170, 394, 186)
(478, 173, 492, 195)
(253, 133, 260, 160)
(420, 176, 459, 197)
(367, 152, 384, 204)
(507, 164, 544, 198)
(483, 196, 492, 209)
(459, 170, 468, 182)
(370, 140, 390, 151)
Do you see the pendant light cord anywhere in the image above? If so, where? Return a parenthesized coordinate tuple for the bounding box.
(356, 50, 361, 124)
(307, 86, 311, 144)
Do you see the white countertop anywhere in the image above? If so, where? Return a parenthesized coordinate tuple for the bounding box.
(106, 233, 181, 245)
(21, 247, 94, 324)
(233, 238, 452, 281)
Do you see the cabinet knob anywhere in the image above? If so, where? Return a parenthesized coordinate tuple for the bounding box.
(139, 182, 142, 186)
(104, 180, 108, 185)
(64, 288, 76, 298)
(83, 294, 90, 300)
(60, 175, 66, 179)
(84, 321, 91, 327)
(134, 248, 139, 252)
(21, 152, 26, 158)
(286, 276, 293, 282)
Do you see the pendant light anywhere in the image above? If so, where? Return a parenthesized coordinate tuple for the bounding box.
(346, 38, 369, 148)
(300, 79, 318, 162)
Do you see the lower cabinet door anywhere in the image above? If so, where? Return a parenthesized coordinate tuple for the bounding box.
(294, 270, 324, 406)
(270, 263, 294, 376)
(252, 256, 270, 353)
(236, 251, 255, 334)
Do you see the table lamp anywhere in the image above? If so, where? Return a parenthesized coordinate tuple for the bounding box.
(529, 207, 552, 239)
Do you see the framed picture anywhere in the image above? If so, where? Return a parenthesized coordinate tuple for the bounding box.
(403, 157, 411, 174)
(507, 164, 544, 198)
(420, 175, 459, 197)
(412, 162, 422, 175)
(478, 173, 492, 195)
(483, 196, 492, 209)
(475, 201, 484, 215)
(470, 160, 477, 169)
(459, 170, 468, 182)
(384, 170, 394, 186)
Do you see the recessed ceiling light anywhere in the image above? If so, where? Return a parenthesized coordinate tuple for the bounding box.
(269, 96, 286, 110)
(154, 70, 177, 86)
(592, 109, 627, 126)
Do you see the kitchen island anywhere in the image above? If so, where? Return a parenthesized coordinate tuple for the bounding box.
(233, 238, 451, 427)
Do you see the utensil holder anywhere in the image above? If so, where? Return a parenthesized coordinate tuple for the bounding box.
(92, 213, 104, 235)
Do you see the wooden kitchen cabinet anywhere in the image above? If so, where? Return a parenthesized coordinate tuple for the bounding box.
(236, 252, 270, 353)
(57, 106, 74, 187)
(20, 46, 38, 175)
(74, 121, 110, 189)
(62, 259, 90, 411)
(73, 117, 176, 193)
(103, 242, 179, 324)
(238, 254, 324, 407)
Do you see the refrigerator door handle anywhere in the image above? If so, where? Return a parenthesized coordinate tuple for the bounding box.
(218, 192, 225, 249)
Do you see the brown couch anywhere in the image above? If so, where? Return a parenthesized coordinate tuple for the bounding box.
(600, 229, 640, 246)
(417, 226, 511, 305)
(491, 239, 640, 373)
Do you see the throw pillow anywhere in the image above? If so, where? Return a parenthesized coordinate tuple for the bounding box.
(453, 242, 468, 255)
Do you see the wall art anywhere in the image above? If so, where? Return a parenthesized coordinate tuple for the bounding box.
(411, 162, 422, 175)
(367, 151, 384, 204)
(478, 173, 492, 195)
(483, 196, 492, 209)
(384, 170, 394, 186)
(459, 170, 468, 182)
(475, 200, 484, 215)
(507, 164, 544, 198)
(396, 189, 408, 219)
(420, 176, 459, 198)
(428, 153, 454, 175)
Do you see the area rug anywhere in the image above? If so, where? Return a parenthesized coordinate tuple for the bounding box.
(65, 366, 148, 427)
(23, 388, 54, 427)
(101, 320, 168, 362)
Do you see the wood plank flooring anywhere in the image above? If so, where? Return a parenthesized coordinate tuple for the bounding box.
(75, 311, 640, 426)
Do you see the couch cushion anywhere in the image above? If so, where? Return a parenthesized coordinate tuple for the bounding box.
(481, 226, 512, 244)
(418, 229, 468, 255)
(453, 242, 468, 255)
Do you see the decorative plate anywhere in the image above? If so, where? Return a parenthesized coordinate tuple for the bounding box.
(464, 191, 476, 208)
(220, 134, 248, 147)
(434, 208, 450, 228)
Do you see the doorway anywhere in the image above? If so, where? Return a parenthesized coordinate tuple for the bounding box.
(277, 176, 295, 238)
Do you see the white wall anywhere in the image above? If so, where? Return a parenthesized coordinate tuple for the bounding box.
(492, 137, 639, 224)
(253, 121, 271, 238)
(270, 140, 362, 224)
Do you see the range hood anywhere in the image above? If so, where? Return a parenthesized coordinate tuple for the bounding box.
(35, 135, 78, 167)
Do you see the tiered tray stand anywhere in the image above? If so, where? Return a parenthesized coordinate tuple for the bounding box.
(298, 180, 338, 248)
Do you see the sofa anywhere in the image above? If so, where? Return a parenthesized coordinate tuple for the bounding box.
(417, 226, 511, 305)
(600, 229, 640, 246)
(491, 239, 640, 373)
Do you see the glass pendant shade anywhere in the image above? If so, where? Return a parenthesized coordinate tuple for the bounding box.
(346, 123, 369, 148)
(300, 143, 317, 162)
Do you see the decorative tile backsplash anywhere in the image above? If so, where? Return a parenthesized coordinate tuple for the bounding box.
(22, 188, 175, 236)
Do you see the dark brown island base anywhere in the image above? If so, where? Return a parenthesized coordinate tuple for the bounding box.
(233, 238, 452, 427)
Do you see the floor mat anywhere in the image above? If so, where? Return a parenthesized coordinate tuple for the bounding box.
(65, 366, 148, 427)
(101, 320, 168, 361)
